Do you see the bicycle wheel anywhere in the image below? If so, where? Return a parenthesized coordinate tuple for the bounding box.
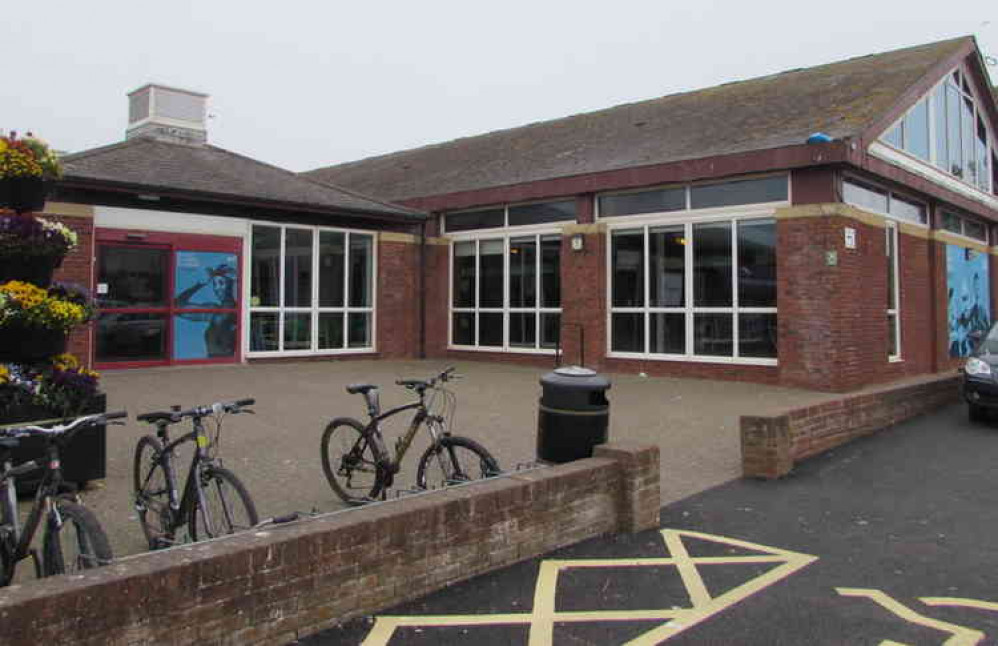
(188, 466, 259, 542)
(416, 436, 501, 490)
(133, 435, 174, 550)
(320, 417, 384, 505)
(42, 500, 113, 576)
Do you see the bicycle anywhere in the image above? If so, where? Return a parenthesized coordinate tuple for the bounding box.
(320, 366, 501, 505)
(133, 398, 259, 550)
(0, 410, 125, 586)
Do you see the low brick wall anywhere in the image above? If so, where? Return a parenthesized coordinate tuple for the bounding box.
(0, 442, 659, 645)
(741, 374, 960, 479)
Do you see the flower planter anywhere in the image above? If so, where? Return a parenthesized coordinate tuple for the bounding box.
(0, 177, 47, 214)
(0, 322, 67, 363)
(0, 253, 63, 287)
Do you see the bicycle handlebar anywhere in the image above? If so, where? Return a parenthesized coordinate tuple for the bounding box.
(0, 410, 129, 438)
(137, 398, 255, 425)
(395, 366, 459, 391)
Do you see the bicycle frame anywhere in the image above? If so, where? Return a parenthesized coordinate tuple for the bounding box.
(365, 388, 449, 481)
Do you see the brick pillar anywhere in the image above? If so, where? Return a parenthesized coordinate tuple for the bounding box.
(45, 203, 96, 369)
(593, 442, 660, 532)
(560, 224, 605, 369)
(376, 233, 420, 359)
(423, 239, 450, 357)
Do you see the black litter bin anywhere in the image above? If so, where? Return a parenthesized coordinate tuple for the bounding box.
(537, 366, 611, 463)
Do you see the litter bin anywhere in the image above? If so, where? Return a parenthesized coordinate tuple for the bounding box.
(537, 366, 611, 463)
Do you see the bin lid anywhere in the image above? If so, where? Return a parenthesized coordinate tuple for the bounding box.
(554, 366, 596, 377)
(540, 366, 611, 390)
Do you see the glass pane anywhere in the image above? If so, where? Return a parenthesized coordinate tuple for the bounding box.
(284, 229, 312, 308)
(453, 241, 476, 307)
(174, 251, 238, 309)
(453, 312, 475, 346)
(480, 240, 504, 308)
(611, 313, 644, 353)
(693, 222, 732, 307)
(349, 234, 373, 308)
(737, 220, 776, 307)
(888, 314, 899, 357)
(947, 84, 963, 177)
(962, 95, 976, 185)
(97, 246, 167, 308)
(283, 312, 311, 351)
(174, 312, 236, 359)
(612, 230, 644, 307)
(882, 122, 902, 148)
(650, 313, 684, 354)
(690, 176, 787, 209)
(599, 187, 686, 217)
(318, 231, 345, 307)
(479, 312, 503, 347)
(318, 312, 344, 349)
(540, 313, 560, 349)
(941, 212, 962, 234)
(509, 237, 536, 308)
(694, 313, 733, 357)
(251, 226, 280, 307)
(445, 208, 504, 232)
(348, 312, 371, 348)
(739, 313, 777, 358)
(509, 312, 536, 348)
(932, 86, 948, 171)
(96, 313, 167, 362)
(965, 219, 987, 242)
(889, 196, 925, 224)
(540, 235, 561, 308)
(649, 226, 685, 307)
(843, 180, 888, 213)
(976, 117, 990, 192)
(903, 98, 930, 161)
(250, 312, 278, 352)
(508, 200, 576, 226)
(886, 227, 896, 310)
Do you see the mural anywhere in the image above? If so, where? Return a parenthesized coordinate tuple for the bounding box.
(173, 251, 238, 360)
(947, 244, 990, 357)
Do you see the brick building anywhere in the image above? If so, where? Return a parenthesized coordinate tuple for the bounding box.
(48, 37, 998, 393)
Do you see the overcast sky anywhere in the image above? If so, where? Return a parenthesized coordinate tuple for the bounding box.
(6, 1, 996, 173)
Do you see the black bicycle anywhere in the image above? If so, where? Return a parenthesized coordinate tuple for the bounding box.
(0, 410, 125, 586)
(321, 367, 501, 505)
(133, 398, 259, 550)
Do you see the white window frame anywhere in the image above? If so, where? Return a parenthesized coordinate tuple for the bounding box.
(605, 205, 779, 366)
(941, 210, 990, 244)
(246, 222, 377, 358)
(448, 223, 564, 354)
(842, 178, 930, 227)
(886, 221, 902, 362)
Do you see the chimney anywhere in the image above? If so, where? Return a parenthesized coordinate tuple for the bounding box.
(126, 84, 208, 145)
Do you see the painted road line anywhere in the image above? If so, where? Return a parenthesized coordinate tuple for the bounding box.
(836, 588, 986, 645)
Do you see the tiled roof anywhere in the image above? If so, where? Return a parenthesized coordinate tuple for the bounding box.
(304, 37, 973, 203)
(62, 137, 421, 218)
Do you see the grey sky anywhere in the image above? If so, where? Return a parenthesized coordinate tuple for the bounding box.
(7, 1, 996, 173)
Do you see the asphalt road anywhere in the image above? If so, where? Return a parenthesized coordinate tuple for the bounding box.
(305, 403, 998, 645)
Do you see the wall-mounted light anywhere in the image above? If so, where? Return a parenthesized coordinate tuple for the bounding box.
(571, 233, 584, 252)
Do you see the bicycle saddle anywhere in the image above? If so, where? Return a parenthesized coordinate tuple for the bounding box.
(137, 411, 177, 424)
(346, 383, 377, 395)
(0, 438, 19, 450)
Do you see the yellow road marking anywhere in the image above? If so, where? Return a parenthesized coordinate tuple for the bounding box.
(836, 588, 985, 646)
(664, 530, 711, 607)
(921, 598, 998, 613)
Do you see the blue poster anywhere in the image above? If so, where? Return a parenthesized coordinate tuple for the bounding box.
(173, 251, 238, 360)
(947, 244, 990, 357)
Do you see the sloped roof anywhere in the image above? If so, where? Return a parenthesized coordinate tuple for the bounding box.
(304, 37, 973, 203)
(62, 137, 421, 218)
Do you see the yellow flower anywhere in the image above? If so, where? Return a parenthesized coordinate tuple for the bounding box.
(0, 365, 9, 384)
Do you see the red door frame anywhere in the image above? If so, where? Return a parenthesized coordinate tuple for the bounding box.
(94, 228, 243, 370)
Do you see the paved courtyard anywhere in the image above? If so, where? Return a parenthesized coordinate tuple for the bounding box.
(73, 359, 836, 560)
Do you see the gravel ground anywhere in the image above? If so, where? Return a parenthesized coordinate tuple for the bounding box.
(27, 359, 837, 562)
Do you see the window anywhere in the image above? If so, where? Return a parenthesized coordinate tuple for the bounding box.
(451, 235, 561, 351)
(249, 224, 374, 354)
(842, 179, 927, 225)
(941, 210, 989, 243)
(886, 222, 901, 360)
(598, 176, 788, 218)
(445, 200, 575, 233)
(609, 217, 777, 361)
(880, 67, 997, 196)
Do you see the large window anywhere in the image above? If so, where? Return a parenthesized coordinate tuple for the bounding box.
(842, 179, 928, 225)
(249, 224, 374, 354)
(941, 210, 989, 243)
(881, 68, 997, 196)
(886, 222, 901, 361)
(451, 234, 561, 351)
(444, 200, 576, 233)
(598, 176, 788, 218)
(609, 217, 777, 362)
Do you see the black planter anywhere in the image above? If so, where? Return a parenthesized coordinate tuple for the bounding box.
(0, 393, 107, 491)
(0, 322, 67, 363)
(0, 177, 47, 214)
(0, 253, 62, 287)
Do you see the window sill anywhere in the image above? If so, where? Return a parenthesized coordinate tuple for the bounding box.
(247, 348, 377, 358)
(607, 352, 778, 367)
(448, 345, 557, 356)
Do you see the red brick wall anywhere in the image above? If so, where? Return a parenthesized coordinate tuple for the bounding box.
(424, 242, 449, 357)
(48, 212, 96, 369)
(376, 237, 420, 359)
(560, 229, 606, 369)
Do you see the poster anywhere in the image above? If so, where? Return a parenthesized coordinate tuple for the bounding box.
(947, 244, 990, 357)
(173, 251, 238, 360)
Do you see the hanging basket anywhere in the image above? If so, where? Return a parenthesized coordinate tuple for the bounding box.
(0, 177, 47, 214)
(0, 321, 67, 363)
(0, 253, 63, 287)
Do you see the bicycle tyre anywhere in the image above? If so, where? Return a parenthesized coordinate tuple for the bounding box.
(416, 436, 501, 491)
(42, 500, 113, 576)
(320, 417, 384, 505)
(188, 466, 259, 542)
(133, 435, 174, 550)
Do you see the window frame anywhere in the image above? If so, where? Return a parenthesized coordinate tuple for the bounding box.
(940, 209, 990, 244)
(246, 222, 377, 358)
(442, 198, 576, 235)
(886, 221, 902, 362)
(841, 177, 929, 226)
(595, 173, 790, 220)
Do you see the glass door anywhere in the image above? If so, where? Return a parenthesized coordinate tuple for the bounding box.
(95, 245, 170, 365)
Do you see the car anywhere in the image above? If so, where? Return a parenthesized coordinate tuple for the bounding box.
(963, 325, 998, 422)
